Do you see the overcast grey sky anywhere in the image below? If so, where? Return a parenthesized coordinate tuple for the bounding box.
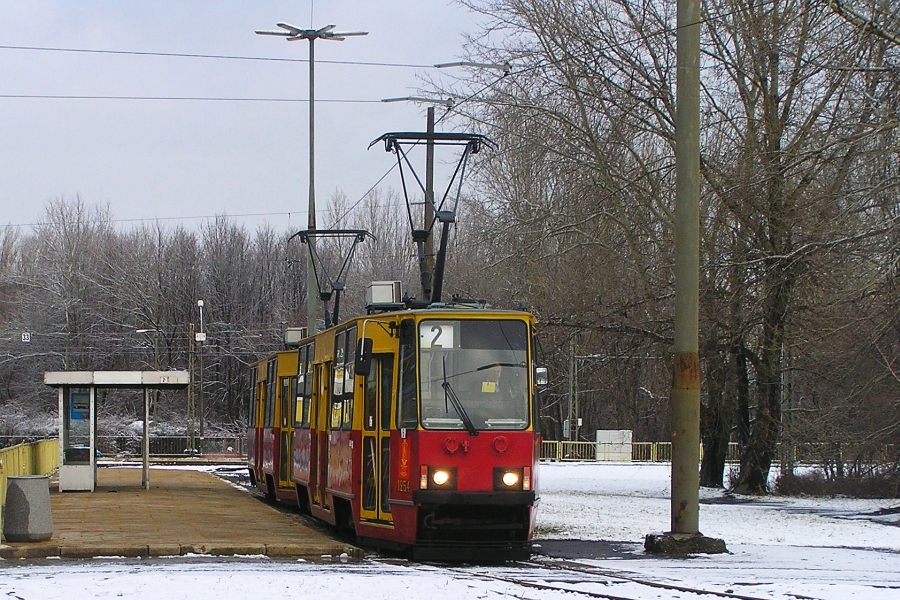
(0, 1, 486, 232)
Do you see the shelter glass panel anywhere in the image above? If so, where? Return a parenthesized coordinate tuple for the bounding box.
(62, 387, 91, 465)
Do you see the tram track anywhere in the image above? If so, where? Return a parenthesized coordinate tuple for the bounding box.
(374, 556, 819, 600)
(513, 558, 820, 600)
(233, 474, 819, 599)
(228, 472, 823, 599)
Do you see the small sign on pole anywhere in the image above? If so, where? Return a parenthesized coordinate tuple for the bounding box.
(21, 332, 31, 343)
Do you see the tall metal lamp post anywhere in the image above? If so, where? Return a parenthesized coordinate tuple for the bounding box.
(196, 300, 206, 446)
(256, 22, 367, 334)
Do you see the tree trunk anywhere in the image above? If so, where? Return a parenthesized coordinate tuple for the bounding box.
(700, 349, 733, 487)
(734, 270, 792, 494)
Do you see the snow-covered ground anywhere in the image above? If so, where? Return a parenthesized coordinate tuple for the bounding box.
(1, 462, 899, 599)
(536, 463, 900, 599)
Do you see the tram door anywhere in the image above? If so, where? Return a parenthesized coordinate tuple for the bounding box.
(278, 376, 293, 488)
(250, 367, 263, 474)
(313, 362, 331, 511)
(360, 355, 394, 524)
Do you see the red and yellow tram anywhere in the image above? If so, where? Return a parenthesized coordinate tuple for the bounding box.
(247, 306, 542, 560)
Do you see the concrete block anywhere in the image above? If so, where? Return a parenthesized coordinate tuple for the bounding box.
(3, 476, 53, 542)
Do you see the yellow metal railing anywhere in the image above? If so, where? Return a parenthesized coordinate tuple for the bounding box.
(540, 440, 894, 465)
(1, 439, 60, 528)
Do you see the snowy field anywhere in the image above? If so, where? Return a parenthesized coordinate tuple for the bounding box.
(1, 462, 899, 599)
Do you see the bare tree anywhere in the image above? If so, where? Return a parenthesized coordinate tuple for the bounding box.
(439, 0, 899, 491)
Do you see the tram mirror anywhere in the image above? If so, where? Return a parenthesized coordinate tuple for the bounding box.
(535, 366, 549, 386)
(399, 319, 415, 344)
(355, 338, 373, 377)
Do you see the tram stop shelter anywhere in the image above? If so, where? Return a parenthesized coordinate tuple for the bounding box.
(44, 371, 190, 492)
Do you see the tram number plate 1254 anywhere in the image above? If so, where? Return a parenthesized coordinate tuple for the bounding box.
(397, 479, 410, 493)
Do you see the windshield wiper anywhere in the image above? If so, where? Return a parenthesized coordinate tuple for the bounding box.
(442, 356, 478, 436)
(476, 361, 525, 371)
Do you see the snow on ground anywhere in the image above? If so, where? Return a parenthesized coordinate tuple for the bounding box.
(1, 462, 899, 599)
(537, 462, 900, 599)
(537, 462, 900, 548)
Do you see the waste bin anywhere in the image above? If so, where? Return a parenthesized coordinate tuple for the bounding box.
(3, 475, 53, 542)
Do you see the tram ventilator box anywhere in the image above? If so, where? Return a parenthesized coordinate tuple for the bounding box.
(367, 281, 402, 305)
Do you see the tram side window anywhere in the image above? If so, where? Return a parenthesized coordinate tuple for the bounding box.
(365, 354, 395, 432)
(294, 345, 315, 429)
(303, 342, 314, 427)
(291, 346, 306, 428)
(294, 344, 315, 428)
(328, 328, 357, 431)
(257, 380, 265, 426)
(248, 366, 258, 428)
(380, 355, 394, 431)
(364, 363, 377, 431)
(331, 331, 346, 429)
(342, 325, 357, 430)
(280, 377, 292, 428)
(397, 319, 418, 428)
(264, 358, 277, 428)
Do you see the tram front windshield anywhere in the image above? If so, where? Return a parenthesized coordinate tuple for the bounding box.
(419, 319, 529, 431)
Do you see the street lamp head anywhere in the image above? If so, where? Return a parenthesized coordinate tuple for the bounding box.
(286, 29, 369, 41)
(255, 29, 294, 37)
(382, 96, 455, 108)
(435, 60, 511, 75)
(279, 22, 306, 34)
(256, 20, 366, 337)
(327, 31, 369, 39)
(257, 22, 367, 42)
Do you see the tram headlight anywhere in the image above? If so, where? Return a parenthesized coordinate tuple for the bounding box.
(494, 467, 529, 491)
(502, 471, 519, 487)
(422, 466, 457, 490)
(433, 469, 451, 486)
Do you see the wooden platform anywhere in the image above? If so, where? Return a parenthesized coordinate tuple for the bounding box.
(0, 465, 359, 560)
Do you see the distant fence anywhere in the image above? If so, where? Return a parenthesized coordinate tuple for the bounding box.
(541, 440, 742, 463)
(539, 440, 897, 465)
(2, 434, 247, 460)
(96, 435, 247, 459)
(4, 435, 892, 466)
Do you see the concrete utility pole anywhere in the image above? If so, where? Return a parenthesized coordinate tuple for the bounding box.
(197, 299, 205, 442)
(645, 0, 726, 555)
(378, 96, 455, 300)
(188, 323, 196, 454)
(567, 336, 576, 440)
(424, 106, 436, 297)
(256, 23, 368, 334)
(671, 0, 702, 537)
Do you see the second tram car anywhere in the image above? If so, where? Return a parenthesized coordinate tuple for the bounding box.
(247, 305, 541, 560)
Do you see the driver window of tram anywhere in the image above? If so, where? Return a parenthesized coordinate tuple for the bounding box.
(396, 319, 418, 429)
(419, 319, 529, 431)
